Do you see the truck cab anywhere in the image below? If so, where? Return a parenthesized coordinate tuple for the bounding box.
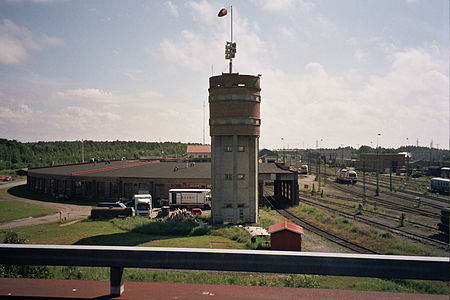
(133, 194, 152, 217)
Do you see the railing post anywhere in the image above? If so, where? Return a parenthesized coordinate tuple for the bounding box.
(110, 267, 124, 296)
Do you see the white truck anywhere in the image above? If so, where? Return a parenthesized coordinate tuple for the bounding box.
(168, 189, 211, 209)
(133, 194, 152, 217)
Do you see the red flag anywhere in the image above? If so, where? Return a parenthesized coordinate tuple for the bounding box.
(217, 8, 227, 17)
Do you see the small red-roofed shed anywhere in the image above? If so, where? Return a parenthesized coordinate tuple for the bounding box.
(268, 221, 304, 251)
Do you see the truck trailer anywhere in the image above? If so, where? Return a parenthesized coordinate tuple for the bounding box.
(168, 189, 211, 209)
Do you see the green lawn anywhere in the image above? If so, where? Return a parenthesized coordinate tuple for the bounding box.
(0, 201, 56, 223)
(0, 219, 244, 249)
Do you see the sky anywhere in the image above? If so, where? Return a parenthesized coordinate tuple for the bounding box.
(0, 0, 448, 150)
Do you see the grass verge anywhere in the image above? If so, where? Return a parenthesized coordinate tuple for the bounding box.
(0, 201, 56, 223)
(287, 203, 438, 256)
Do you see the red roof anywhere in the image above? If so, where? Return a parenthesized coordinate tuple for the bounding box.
(187, 145, 211, 153)
(268, 221, 304, 235)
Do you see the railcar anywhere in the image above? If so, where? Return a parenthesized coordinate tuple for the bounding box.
(336, 169, 358, 184)
(429, 177, 449, 195)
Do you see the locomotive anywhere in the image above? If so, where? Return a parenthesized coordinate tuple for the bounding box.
(336, 168, 358, 184)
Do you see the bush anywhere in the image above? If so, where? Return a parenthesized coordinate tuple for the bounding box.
(211, 226, 251, 244)
(282, 274, 319, 288)
(189, 226, 211, 236)
(111, 217, 202, 236)
(0, 231, 52, 279)
(133, 218, 198, 235)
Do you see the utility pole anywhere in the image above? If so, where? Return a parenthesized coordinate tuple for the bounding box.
(389, 161, 393, 191)
(318, 139, 323, 191)
(376, 133, 381, 196)
(81, 139, 85, 163)
(363, 160, 366, 199)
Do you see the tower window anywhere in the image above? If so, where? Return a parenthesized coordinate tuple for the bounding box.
(225, 174, 233, 180)
(224, 146, 233, 152)
(238, 146, 245, 152)
(237, 174, 245, 180)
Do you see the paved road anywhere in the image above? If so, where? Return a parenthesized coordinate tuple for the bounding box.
(0, 181, 92, 230)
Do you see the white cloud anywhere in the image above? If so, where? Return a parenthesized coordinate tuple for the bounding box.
(0, 19, 63, 65)
(136, 90, 163, 99)
(254, 0, 294, 12)
(160, 29, 221, 71)
(55, 88, 113, 102)
(123, 69, 145, 81)
(165, 1, 179, 17)
(353, 49, 367, 62)
(259, 46, 448, 148)
(0, 104, 33, 125)
(186, 0, 220, 24)
(279, 25, 295, 40)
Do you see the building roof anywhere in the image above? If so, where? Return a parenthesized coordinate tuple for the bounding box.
(187, 145, 211, 153)
(268, 221, 304, 235)
(259, 148, 277, 157)
(259, 163, 293, 174)
(29, 161, 211, 179)
(28, 161, 294, 180)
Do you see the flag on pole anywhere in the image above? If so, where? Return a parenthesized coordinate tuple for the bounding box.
(217, 8, 227, 17)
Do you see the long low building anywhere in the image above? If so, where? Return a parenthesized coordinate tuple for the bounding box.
(27, 160, 298, 205)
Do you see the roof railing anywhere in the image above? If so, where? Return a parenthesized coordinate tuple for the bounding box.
(0, 244, 448, 296)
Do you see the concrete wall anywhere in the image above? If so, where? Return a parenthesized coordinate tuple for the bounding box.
(209, 73, 261, 223)
(211, 135, 259, 223)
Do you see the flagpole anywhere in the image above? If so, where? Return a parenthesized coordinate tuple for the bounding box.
(230, 5, 233, 43)
(229, 5, 233, 74)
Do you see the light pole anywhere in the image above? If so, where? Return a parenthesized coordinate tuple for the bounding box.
(281, 137, 285, 164)
(318, 139, 323, 191)
(376, 133, 381, 196)
(81, 139, 84, 163)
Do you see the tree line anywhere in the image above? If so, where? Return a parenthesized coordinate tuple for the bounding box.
(0, 139, 191, 170)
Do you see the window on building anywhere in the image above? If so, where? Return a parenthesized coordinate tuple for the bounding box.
(225, 203, 232, 208)
(238, 146, 245, 152)
(237, 174, 245, 180)
(225, 174, 233, 180)
(224, 146, 233, 152)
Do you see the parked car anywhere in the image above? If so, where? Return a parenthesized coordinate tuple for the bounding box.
(0, 176, 12, 182)
(191, 208, 202, 215)
(97, 202, 127, 208)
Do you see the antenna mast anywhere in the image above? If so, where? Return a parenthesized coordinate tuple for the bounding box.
(223, 6, 236, 73)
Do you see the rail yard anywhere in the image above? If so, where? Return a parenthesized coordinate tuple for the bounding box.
(263, 165, 449, 257)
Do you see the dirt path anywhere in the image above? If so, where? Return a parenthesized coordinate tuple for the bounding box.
(0, 181, 92, 230)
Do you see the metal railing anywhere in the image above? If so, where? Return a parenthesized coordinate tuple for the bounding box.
(0, 244, 448, 296)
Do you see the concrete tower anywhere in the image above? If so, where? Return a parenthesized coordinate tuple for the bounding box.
(209, 73, 261, 223)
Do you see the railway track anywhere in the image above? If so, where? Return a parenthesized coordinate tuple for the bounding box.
(359, 179, 448, 208)
(298, 196, 449, 251)
(310, 166, 448, 204)
(328, 181, 441, 219)
(303, 194, 439, 232)
(262, 188, 379, 254)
